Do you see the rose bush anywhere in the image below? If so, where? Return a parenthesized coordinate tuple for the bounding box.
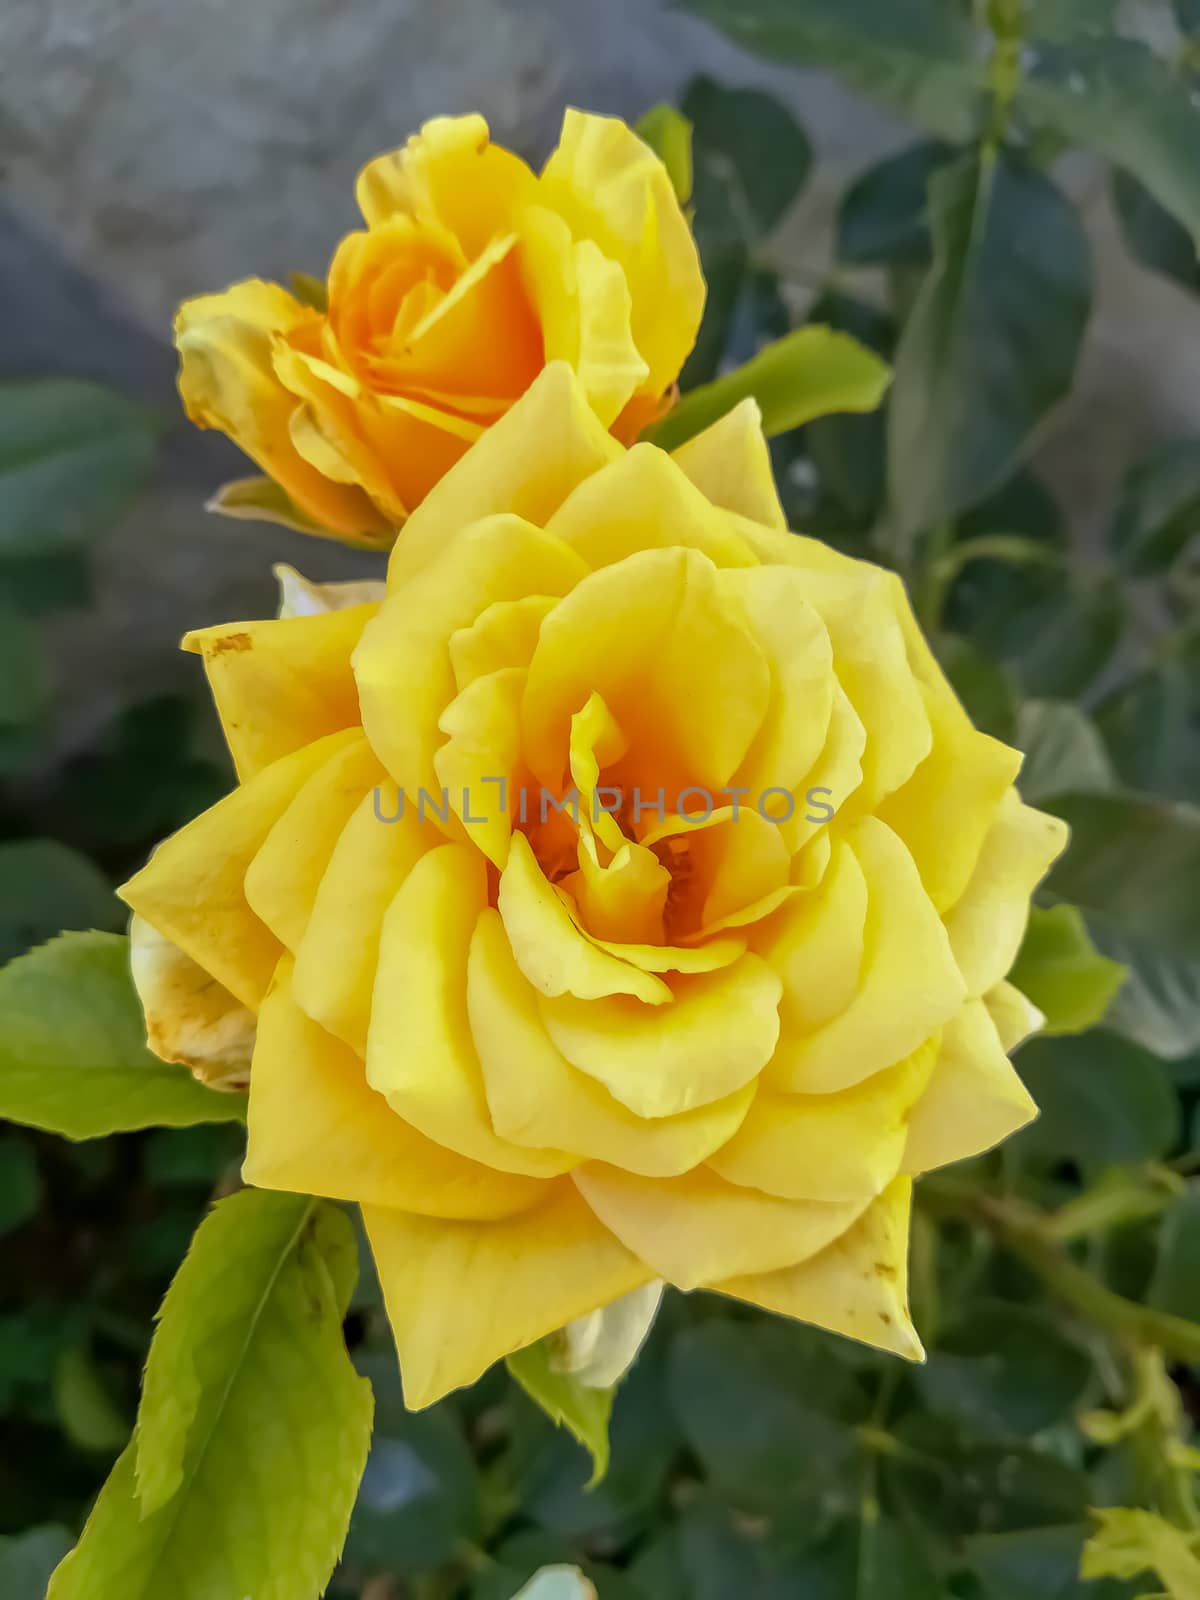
(174, 111, 704, 545)
(119, 363, 1067, 1408)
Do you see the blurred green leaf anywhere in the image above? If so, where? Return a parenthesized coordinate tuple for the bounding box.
(677, 0, 986, 142)
(1147, 1188, 1200, 1323)
(1018, 41, 1200, 243)
(780, 1515, 942, 1599)
(0, 1130, 42, 1236)
(1043, 792, 1200, 961)
(1028, 0, 1120, 41)
(0, 604, 52, 738)
(1178, 0, 1200, 34)
(667, 1320, 865, 1511)
(917, 1303, 1090, 1436)
(678, 77, 811, 387)
(1013, 1031, 1179, 1175)
(1108, 438, 1200, 575)
(0, 550, 91, 616)
(888, 149, 1091, 537)
(0, 932, 246, 1139)
(0, 841, 122, 966)
(54, 1343, 129, 1455)
(1090, 925, 1200, 1060)
(0, 1527, 74, 1598)
(935, 634, 1017, 741)
(652, 325, 890, 452)
(1095, 659, 1200, 804)
(967, 1524, 1136, 1600)
(801, 293, 895, 534)
(635, 105, 693, 205)
(683, 75, 812, 246)
(1010, 905, 1126, 1036)
(507, 1336, 614, 1485)
(1016, 701, 1115, 802)
(345, 1350, 479, 1574)
(836, 140, 952, 265)
(1017, 582, 1125, 701)
(0, 380, 159, 559)
(1111, 169, 1200, 296)
(1082, 1506, 1200, 1593)
(49, 1192, 371, 1600)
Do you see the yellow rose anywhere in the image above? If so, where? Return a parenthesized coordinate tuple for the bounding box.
(175, 111, 704, 546)
(120, 365, 1067, 1407)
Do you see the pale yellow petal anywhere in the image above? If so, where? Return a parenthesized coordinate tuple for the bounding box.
(539, 109, 705, 396)
(573, 1165, 868, 1290)
(497, 832, 670, 1004)
(710, 1033, 939, 1203)
(291, 786, 440, 1054)
(357, 513, 588, 800)
(128, 913, 254, 1090)
(539, 954, 782, 1117)
(768, 818, 966, 1094)
(244, 732, 381, 951)
(469, 909, 754, 1176)
(521, 545, 770, 797)
(366, 843, 572, 1177)
(944, 790, 1070, 997)
(717, 1176, 924, 1361)
(386, 363, 620, 589)
(118, 732, 353, 1009)
(903, 999, 1038, 1174)
(545, 442, 756, 572)
(671, 398, 787, 530)
(182, 604, 378, 782)
(755, 834, 868, 1035)
(984, 979, 1045, 1052)
(363, 1181, 650, 1407)
(245, 960, 542, 1219)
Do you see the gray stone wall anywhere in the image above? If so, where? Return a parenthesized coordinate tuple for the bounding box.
(2, 0, 1198, 751)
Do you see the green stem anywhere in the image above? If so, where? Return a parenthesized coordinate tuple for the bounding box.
(921, 1181, 1200, 1364)
(1046, 1173, 1183, 1243)
(985, 0, 1025, 150)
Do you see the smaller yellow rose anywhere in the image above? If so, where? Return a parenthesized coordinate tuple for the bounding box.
(176, 110, 705, 545)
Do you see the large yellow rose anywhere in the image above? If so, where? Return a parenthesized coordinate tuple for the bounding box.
(120, 365, 1067, 1408)
(175, 111, 704, 545)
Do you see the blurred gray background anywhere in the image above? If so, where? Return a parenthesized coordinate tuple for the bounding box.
(2, 0, 1199, 750)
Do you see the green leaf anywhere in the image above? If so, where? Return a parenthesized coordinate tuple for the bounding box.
(934, 634, 1017, 742)
(1010, 905, 1126, 1035)
(634, 105, 693, 204)
(0, 604, 52, 734)
(507, 1336, 614, 1485)
(887, 148, 1091, 537)
(1015, 700, 1115, 802)
(1082, 1507, 1200, 1595)
(1112, 169, 1200, 296)
(667, 1320, 865, 1511)
(650, 325, 890, 453)
(49, 1191, 372, 1600)
(0, 550, 92, 616)
(0, 840, 122, 966)
(677, 77, 811, 387)
(0, 1129, 41, 1235)
(917, 1303, 1090, 1437)
(0, 1527, 74, 1599)
(1148, 1187, 1200, 1321)
(1028, 0, 1120, 41)
(682, 76, 812, 246)
(0, 380, 160, 558)
(1108, 438, 1200, 576)
(800, 293, 895, 534)
(1095, 660, 1200, 805)
(836, 140, 952, 266)
(54, 1342, 130, 1454)
(1018, 40, 1200, 244)
(778, 1515, 941, 1599)
(1043, 792, 1200, 962)
(0, 932, 247, 1138)
(1179, 0, 1200, 35)
(966, 1524, 1131, 1600)
(1093, 926, 1200, 1060)
(345, 1350, 480, 1575)
(676, 0, 987, 143)
(511, 1568, 597, 1600)
(1017, 580, 1125, 700)
(1013, 1031, 1180, 1175)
